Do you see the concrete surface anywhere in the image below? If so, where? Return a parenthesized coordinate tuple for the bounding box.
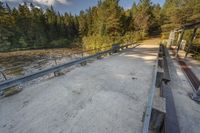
(168, 51, 200, 133)
(0, 44, 159, 133)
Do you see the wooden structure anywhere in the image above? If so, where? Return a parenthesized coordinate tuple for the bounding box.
(175, 22, 200, 58)
(174, 22, 200, 102)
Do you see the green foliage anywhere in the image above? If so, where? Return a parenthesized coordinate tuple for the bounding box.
(122, 31, 144, 43)
(3, 0, 199, 53)
(82, 35, 113, 53)
(193, 55, 200, 60)
(18, 36, 28, 48)
(161, 32, 170, 39)
(79, 0, 161, 50)
(133, 0, 156, 36)
(122, 32, 135, 43)
(50, 38, 71, 48)
(97, 0, 122, 38)
(161, 0, 200, 54)
(0, 2, 79, 51)
(161, 0, 200, 30)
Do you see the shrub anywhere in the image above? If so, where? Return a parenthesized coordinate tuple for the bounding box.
(50, 38, 71, 48)
(82, 35, 113, 53)
(122, 31, 145, 44)
(122, 32, 135, 44)
(161, 32, 170, 39)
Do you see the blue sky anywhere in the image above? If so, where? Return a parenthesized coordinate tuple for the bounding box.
(120, 0, 164, 9)
(3, 0, 165, 15)
(55, 0, 165, 14)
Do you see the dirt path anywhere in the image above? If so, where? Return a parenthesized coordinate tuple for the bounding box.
(140, 37, 161, 45)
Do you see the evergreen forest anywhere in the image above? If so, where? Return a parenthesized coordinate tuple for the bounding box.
(0, 0, 200, 52)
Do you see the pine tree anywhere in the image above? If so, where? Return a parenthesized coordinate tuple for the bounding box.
(97, 0, 122, 40)
(0, 2, 15, 51)
(129, 1, 138, 31)
(1, 0, 199, 52)
(150, 4, 162, 35)
(78, 10, 88, 37)
(134, 0, 154, 36)
(30, 5, 47, 48)
(161, 0, 200, 32)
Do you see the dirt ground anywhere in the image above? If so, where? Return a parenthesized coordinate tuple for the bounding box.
(0, 42, 159, 133)
(0, 48, 82, 58)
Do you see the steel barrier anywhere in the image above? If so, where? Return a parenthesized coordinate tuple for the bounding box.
(0, 43, 139, 91)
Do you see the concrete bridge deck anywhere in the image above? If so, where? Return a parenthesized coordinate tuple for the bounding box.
(0, 44, 159, 133)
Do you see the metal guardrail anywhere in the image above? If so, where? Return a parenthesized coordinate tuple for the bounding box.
(162, 45, 171, 83)
(162, 83, 181, 133)
(142, 44, 174, 133)
(0, 45, 110, 81)
(0, 43, 121, 80)
(161, 45, 180, 133)
(0, 43, 139, 91)
(142, 45, 159, 133)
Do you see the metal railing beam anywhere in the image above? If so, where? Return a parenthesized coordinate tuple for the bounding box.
(0, 43, 139, 91)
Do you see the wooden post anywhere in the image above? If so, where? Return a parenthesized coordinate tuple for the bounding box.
(185, 28, 197, 58)
(176, 29, 185, 57)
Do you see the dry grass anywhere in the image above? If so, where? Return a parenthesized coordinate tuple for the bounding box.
(0, 48, 82, 58)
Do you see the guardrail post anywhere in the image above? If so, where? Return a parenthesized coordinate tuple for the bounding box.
(97, 49, 103, 59)
(80, 61, 87, 66)
(108, 51, 112, 55)
(97, 55, 103, 59)
(53, 58, 59, 76)
(112, 43, 120, 53)
(53, 58, 65, 77)
(162, 46, 171, 83)
(191, 86, 200, 102)
(0, 71, 7, 80)
(54, 58, 58, 65)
